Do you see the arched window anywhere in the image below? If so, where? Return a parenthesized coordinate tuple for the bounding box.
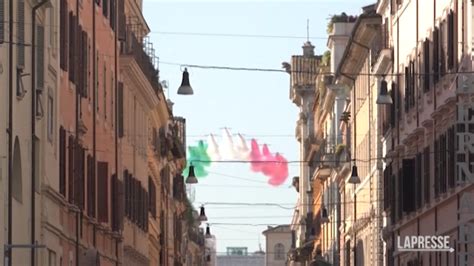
(274, 243, 285, 260)
(12, 137, 22, 202)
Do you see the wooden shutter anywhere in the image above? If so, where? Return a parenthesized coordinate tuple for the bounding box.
(81, 30, 88, 97)
(97, 162, 109, 223)
(0, 0, 4, 43)
(68, 13, 75, 83)
(447, 11, 454, 70)
(390, 83, 396, 127)
(17, 0, 25, 67)
(118, 0, 126, 41)
(423, 146, 430, 204)
(87, 155, 96, 218)
(68, 136, 75, 203)
(383, 164, 392, 210)
(124, 170, 130, 218)
(60, 0, 68, 71)
(37, 25, 45, 91)
(77, 26, 83, 95)
(433, 27, 439, 84)
(440, 133, 447, 193)
(111, 174, 124, 231)
(402, 159, 416, 213)
(149, 177, 156, 218)
(109, 0, 116, 31)
(131, 177, 136, 222)
(448, 126, 455, 188)
(434, 138, 440, 197)
(59, 127, 66, 196)
(74, 144, 85, 209)
(423, 38, 430, 92)
(103, 0, 108, 18)
(415, 153, 422, 209)
(404, 66, 409, 113)
(117, 82, 124, 137)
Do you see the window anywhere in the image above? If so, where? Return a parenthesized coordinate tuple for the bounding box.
(402, 159, 416, 213)
(47, 90, 54, 142)
(97, 161, 109, 223)
(48, 249, 57, 266)
(102, 0, 108, 18)
(12, 137, 22, 202)
(423, 146, 430, 204)
(87, 155, 96, 218)
(0, 0, 4, 43)
(103, 65, 107, 120)
(60, 0, 68, 70)
(37, 25, 45, 91)
(274, 243, 285, 260)
(95, 54, 99, 112)
(59, 127, 66, 196)
(111, 74, 114, 127)
(117, 82, 124, 137)
(17, 0, 25, 67)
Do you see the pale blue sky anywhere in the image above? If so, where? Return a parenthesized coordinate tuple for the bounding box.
(143, 0, 374, 253)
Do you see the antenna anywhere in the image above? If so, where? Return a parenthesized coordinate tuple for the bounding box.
(306, 19, 309, 41)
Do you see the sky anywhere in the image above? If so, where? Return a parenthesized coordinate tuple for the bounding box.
(143, 0, 375, 254)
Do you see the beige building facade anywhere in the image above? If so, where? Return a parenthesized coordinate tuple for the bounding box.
(262, 225, 292, 266)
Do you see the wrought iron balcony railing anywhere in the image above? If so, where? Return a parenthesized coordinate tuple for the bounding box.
(120, 26, 161, 93)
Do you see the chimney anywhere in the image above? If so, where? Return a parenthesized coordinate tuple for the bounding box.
(302, 41, 315, 57)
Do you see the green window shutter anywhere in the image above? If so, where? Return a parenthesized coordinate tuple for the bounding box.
(37, 25, 45, 91)
(17, 0, 25, 67)
(0, 0, 4, 43)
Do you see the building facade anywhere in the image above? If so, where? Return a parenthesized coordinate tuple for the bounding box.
(262, 225, 292, 266)
(1, 0, 196, 265)
(378, 0, 474, 265)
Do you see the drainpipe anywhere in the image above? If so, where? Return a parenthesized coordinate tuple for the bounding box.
(92, 0, 97, 250)
(6, 0, 14, 264)
(75, 0, 81, 264)
(114, 0, 120, 264)
(31, 1, 50, 265)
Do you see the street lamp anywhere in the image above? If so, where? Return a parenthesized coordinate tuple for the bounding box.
(348, 164, 360, 184)
(198, 206, 208, 222)
(376, 78, 392, 105)
(177, 68, 194, 95)
(186, 164, 198, 184)
(321, 207, 329, 224)
(205, 224, 212, 239)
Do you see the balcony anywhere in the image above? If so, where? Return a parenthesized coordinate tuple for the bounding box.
(120, 26, 161, 93)
(171, 117, 186, 159)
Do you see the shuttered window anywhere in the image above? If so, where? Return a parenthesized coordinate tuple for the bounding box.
(68, 12, 76, 83)
(68, 136, 75, 203)
(118, 82, 124, 137)
(60, 0, 68, 70)
(102, 0, 108, 18)
(37, 25, 45, 91)
(433, 27, 439, 84)
(81, 30, 88, 97)
(124, 170, 130, 218)
(17, 0, 25, 67)
(447, 11, 456, 70)
(118, 0, 125, 41)
(434, 138, 440, 197)
(447, 126, 455, 188)
(111, 174, 123, 232)
(383, 163, 392, 210)
(440, 133, 447, 193)
(87, 155, 96, 218)
(149, 177, 157, 218)
(423, 38, 430, 92)
(109, 0, 116, 31)
(0, 0, 4, 43)
(423, 146, 430, 204)
(402, 159, 416, 213)
(59, 127, 66, 196)
(74, 144, 85, 209)
(97, 162, 109, 223)
(415, 153, 422, 209)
